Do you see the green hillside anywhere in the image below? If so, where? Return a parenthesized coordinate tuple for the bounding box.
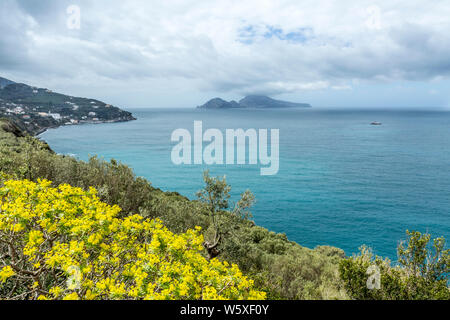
(0, 77, 135, 135)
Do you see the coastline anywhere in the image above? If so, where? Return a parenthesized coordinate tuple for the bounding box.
(35, 117, 136, 137)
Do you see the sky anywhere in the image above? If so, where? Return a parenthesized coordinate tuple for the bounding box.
(1, 0, 450, 109)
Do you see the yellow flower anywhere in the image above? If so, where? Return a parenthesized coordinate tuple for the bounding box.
(84, 290, 97, 300)
(0, 179, 265, 301)
(49, 286, 63, 298)
(63, 292, 80, 300)
(0, 266, 15, 283)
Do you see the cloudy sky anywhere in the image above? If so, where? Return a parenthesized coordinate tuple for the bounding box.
(1, 0, 450, 108)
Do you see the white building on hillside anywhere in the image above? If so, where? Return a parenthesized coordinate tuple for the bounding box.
(48, 112, 61, 120)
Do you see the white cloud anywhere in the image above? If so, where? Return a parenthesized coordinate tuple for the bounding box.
(365, 5, 382, 30)
(1, 0, 450, 106)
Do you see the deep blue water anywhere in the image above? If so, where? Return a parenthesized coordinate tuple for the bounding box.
(40, 108, 450, 259)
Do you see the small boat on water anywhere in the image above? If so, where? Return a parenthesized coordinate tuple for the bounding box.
(371, 121, 382, 126)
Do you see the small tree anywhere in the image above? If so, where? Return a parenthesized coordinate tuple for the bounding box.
(397, 231, 450, 299)
(196, 170, 231, 259)
(339, 231, 450, 300)
(196, 171, 256, 260)
(398, 230, 449, 281)
(233, 190, 256, 220)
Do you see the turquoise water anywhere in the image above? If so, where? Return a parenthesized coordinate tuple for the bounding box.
(40, 108, 450, 259)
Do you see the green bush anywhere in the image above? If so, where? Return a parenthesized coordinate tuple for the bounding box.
(339, 231, 450, 300)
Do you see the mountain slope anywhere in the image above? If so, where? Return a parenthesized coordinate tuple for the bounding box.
(197, 98, 241, 109)
(239, 95, 311, 108)
(0, 76, 15, 89)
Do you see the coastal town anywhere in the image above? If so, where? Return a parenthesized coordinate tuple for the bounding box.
(0, 77, 135, 135)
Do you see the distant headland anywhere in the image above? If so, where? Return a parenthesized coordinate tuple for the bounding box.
(0, 76, 136, 136)
(197, 95, 311, 109)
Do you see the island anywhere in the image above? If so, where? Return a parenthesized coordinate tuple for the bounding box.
(197, 95, 311, 109)
(0, 76, 136, 136)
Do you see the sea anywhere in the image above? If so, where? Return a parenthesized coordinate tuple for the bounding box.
(40, 108, 450, 260)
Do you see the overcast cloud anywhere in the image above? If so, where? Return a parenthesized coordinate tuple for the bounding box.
(1, 0, 450, 108)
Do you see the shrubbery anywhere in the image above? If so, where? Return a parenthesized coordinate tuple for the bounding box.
(339, 231, 449, 300)
(0, 179, 265, 300)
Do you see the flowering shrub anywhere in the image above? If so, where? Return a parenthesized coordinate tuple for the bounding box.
(0, 179, 266, 300)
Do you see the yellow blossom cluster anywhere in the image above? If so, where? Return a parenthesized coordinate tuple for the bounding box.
(0, 179, 266, 300)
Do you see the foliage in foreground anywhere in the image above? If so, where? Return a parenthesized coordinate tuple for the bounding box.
(339, 231, 449, 300)
(0, 124, 348, 300)
(1, 122, 449, 300)
(0, 179, 265, 300)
